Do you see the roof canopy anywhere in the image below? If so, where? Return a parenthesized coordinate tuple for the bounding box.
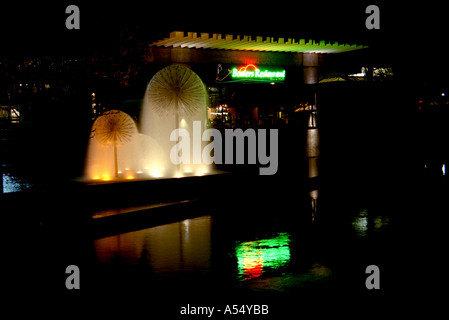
(150, 31, 367, 53)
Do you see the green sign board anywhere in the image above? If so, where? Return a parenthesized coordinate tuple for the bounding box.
(216, 64, 286, 83)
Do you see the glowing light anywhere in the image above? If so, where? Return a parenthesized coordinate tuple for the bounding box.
(238, 64, 257, 72)
(150, 169, 163, 178)
(230, 64, 286, 82)
(92, 175, 100, 180)
(174, 172, 183, 178)
(443, 164, 446, 176)
(102, 174, 112, 181)
(235, 233, 291, 280)
(196, 166, 209, 176)
(352, 209, 368, 237)
(374, 216, 390, 231)
(442, 93, 446, 97)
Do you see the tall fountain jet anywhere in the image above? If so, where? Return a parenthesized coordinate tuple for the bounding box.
(84, 64, 210, 181)
(141, 64, 210, 178)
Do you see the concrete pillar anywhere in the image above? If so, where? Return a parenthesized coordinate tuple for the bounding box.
(303, 53, 319, 84)
(170, 48, 192, 68)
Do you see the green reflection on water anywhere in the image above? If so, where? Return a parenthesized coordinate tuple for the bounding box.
(235, 232, 291, 280)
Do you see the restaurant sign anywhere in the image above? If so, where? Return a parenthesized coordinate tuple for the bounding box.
(216, 64, 286, 83)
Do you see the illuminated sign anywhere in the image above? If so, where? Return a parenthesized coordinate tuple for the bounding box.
(232, 64, 285, 81)
(216, 64, 286, 83)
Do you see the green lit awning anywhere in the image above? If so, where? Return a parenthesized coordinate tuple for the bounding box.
(150, 31, 367, 53)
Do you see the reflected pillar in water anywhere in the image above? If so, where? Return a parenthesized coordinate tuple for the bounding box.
(306, 103, 320, 222)
(304, 52, 320, 222)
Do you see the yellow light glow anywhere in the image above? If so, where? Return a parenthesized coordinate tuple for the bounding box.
(175, 172, 183, 178)
(126, 175, 134, 179)
(151, 170, 163, 178)
(196, 169, 208, 176)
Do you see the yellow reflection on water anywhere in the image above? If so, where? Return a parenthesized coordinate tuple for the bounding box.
(94, 216, 212, 274)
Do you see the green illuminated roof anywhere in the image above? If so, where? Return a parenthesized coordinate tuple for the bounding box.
(150, 31, 367, 53)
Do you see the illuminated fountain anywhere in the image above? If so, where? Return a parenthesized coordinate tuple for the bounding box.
(141, 64, 209, 178)
(85, 110, 139, 180)
(84, 65, 211, 181)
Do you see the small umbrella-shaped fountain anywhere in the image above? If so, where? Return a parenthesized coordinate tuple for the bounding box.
(91, 110, 137, 178)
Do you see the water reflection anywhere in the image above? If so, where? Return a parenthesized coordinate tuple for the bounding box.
(94, 215, 211, 275)
(306, 105, 319, 222)
(352, 209, 368, 237)
(240, 262, 333, 293)
(235, 232, 291, 281)
(309, 189, 319, 223)
(352, 209, 390, 237)
(1, 172, 33, 193)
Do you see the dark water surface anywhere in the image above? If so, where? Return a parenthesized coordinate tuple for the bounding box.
(38, 166, 448, 318)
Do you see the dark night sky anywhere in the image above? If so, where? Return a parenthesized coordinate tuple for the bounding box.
(1, 1, 448, 84)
